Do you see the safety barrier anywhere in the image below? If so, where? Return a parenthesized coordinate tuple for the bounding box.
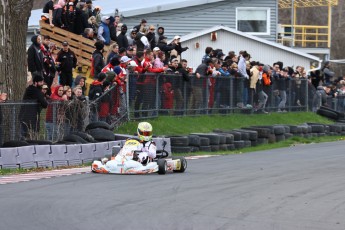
(0, 138, 171, 169)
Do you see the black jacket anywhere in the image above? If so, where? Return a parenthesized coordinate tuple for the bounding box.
(56, 49, 77, 73)
(27, 35, 44, 74)
(117, 32, 128, 49)
(91, 50, 104, 78)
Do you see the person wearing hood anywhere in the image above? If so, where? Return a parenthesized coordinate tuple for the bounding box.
(45, 85, 65, 141)
(146, 25, 156, 50)
(155, 26, 164, 44)
(127, 28, 137, 47)
(91, 41, 105, 79)
(117, 24, 129, 50)
(97, 16, 111, 45)
(19, 73, 48, 139)
(73, 75, 87, 95)
(108, 16, 117, 43)
(27, 35, 44, 78)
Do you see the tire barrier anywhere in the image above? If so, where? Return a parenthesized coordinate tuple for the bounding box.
(169, 122, 345, 154)
(0, 138, 171, 169)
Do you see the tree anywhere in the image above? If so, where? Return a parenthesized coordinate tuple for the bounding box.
(0, 0, 34, 100)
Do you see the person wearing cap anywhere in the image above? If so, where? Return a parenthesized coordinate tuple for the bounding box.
(134, 19, 147, 34)
(170, 35, 188, 61)
(19, 73, 48, 139)
(117, 24, 129, 50)
(56, 41, 77, 87)
(97, 16, 111, 45)
(152, 47, 161, 58)
(91, 41, 105, 79)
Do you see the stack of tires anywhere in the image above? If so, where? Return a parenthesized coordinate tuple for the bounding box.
(317, 106, 345, 122)
(85, 121, 115, 142)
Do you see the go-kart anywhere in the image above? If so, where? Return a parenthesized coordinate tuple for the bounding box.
(91, 139, 187, 175)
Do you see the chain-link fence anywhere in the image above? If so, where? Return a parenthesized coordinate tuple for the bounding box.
(128, 73, 320, 119)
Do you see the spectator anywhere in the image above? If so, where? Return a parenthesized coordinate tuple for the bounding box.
(19, 74, 48, 139)
(126, 47, 135, 58)
(106, 43, 119, 64)
(27, 35, 44, 79)
(127, 28, 137, 47)
(216, 62, 230, 112)
(108, 16, 117, 43)
(56, 41, 77, 86)
(89, 72, 107, 121)
(62, 85, 73, 101)
(276, 67, 290, 112)
(40, 35, 56, 94)
(157, 35, 176, 65)
(97, 16, 111, 45)
(92, 6, 102, 30)
(45, 85, 65, 141)
(322, 61, 335, 84)
(146, 25, 156, 50)
(82, 28, 95, 40)
(175, 59, 190, 115)
(98, 81, 112, 123)
(170, 36, 188, 61)
(87, 16, 98, 35)
(73, 75, 86, 95)
(42, 0, 55, 27)
(202, 47, 213, 63)
(61, 0, 77, 32)
(69, 86, 87, 132)
(135, 30, 150, 52)
(317, 84, 332, 107)
(249, 61, 260, 107)
(161, 81, 174, 114)
(156, 26, 165, 44)
(117, 24, 129, 50)
(53, 0, 65, 28)
(133, 18, 147, 33)
(91, 41, 105, 79)
(153, 51, 165, 68)
(102, 55, 120, 73)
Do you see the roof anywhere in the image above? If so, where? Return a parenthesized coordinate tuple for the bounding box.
(176, 25, 320, 61)
(28, 0, 226, 27)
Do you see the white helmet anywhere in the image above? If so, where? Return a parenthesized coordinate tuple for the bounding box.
(137, 122, 153, 142)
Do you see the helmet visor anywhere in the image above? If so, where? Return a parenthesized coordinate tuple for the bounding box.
(138, 130, 152, 137)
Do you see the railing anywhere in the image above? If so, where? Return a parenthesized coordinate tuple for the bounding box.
(277, 24, 330, 48)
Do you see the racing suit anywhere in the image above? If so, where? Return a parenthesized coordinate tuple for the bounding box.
(139, 140, 157, 159)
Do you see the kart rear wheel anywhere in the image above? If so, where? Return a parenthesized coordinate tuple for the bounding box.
(157, 159, 167, 175)
(172, 156, 187, 173)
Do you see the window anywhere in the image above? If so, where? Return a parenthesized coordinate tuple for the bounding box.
(236, 8, 270, 35)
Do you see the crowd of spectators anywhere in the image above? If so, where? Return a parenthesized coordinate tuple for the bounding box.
(18, 0, 345, 141)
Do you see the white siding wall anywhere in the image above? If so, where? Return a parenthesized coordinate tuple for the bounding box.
(180, 30, 313, 69)
(121, 0, 277, 42)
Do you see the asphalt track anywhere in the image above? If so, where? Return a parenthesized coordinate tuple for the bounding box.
(1, 141, 345, 230)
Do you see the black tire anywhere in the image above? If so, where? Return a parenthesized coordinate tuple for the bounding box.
(308, 124, 325, 133)
(304, 133, 312, 138)
(224, 134, 234, 144)
(234, 129, 258, 141)
(190, 146, 200, 152)
(169, 136, 189, 147)
(298, 125, 308, 134)
(156, 150, 169, 158)
(282, 125, 290, 133)
(268, 134, 276, 143)
(275, 134, 285, 142)
(157, 159, 167, 175)
(63, 134, 88, 144)
(317, 108, 339, 120)
(216, 134, 226, 144)
(199, 146, 212, 152)
(328, 124, 342, 133)
(250, 140, 258, 147)
(210, 145, 220, 152)
(320, 106, 345, 119)
(227, 131, 241, 141)
(244, 127, 270, 138)
(87, 128, 115, 141)
(190, 133, 220, 145)
(199, 137, 210, 146)
(26, 140, 53, 145)
(257, 138, 268, 145)
(85, 121, 111, 131)
(227, 144, 235, 150)
(172, 156, 187, 173)
(289, 125, 299, 134)
(284, 133, 294, 139)
(273, 126, 285, 135)
(219, 144, 228, 151)
(2, 140, 29, 148)
(234, 140, 244, 149)
(244, 140, 251, 148)
(188, 135, 201, 147)
(70, 131, 95, 143)
(171, 146, 192, 153)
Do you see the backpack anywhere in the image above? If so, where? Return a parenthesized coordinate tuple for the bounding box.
(262, 73, 271, 86)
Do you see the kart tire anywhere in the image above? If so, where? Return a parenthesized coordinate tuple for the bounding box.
(273, 126, 285, 135)
(257, 138, 268, 145)
(268, 134, 276, 143)
(172, 156, 187, 173)
(308, 124, 325, 133)
(288, 125, 299, 134)
(224, 134, 234, 144)
(244, 127, 270, 138)
(199, 137, 210, 146)
(157, 159, 167, 175)
(190, 146, 200, 152)
(282, 125, 290, 133)
(85, 121, 111, 131)
(328, 124, 342, 133)
(319, 106, 345, 119)
(250, 140, 258, 147)
(216, 134, 226, 144)
(234, 129, 258, 141)
(244, 140, 251, 148)
(188, 135, 201, 147)
(317, 108, 339, 120)
(171, 146, 192, 153)
(26, 140, 53, 145)
(70, 131, 95, 143)
(233, 140, 244, 149)
(190, 133, 220, 145)
(297, 125, 308, 134)
(170, 136, 189, 147)
(63, 134, 88, 144)
(227, 144, 235, 151)
(210, 145, 219, 152)
(199, 146, 212, 152)
(275, 134, 285, 142)
(219, 144, 228, 151)
(1, 140, 29, 148)
(87, 128, 115, 141)
(227, 131, 241, 141)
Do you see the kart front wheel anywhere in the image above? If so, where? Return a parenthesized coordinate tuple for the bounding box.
(157, 159, 167, 175)
(172, 156, 187, 173)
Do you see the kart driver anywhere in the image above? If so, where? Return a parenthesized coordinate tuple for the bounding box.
(136, 122, 157, 163)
